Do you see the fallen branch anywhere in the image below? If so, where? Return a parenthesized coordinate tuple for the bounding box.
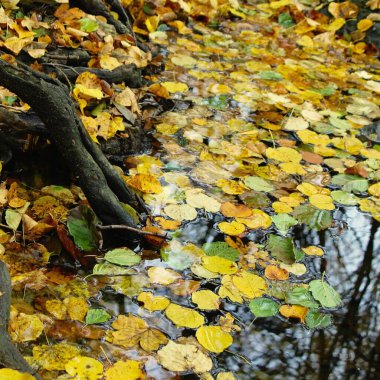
(97, 224, 171, 239)
(0, 261, 42, 379)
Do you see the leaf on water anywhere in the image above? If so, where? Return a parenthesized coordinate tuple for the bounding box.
(218, 220, 245, 235)
(331, 174, 369, 193)
(65, 356, 103, 380)
(93, 262, 136, 276)
(164, 204, 198, 221)
(266, 235, 298, 264)
(85, 309, 111, 325)
(244, 176, 274, 192)
(292, 204, 333, 231)
(286, 287, 319, 308)
(249, 297, 279, 317)
(309, 279, 342, 308)
(232, 270, 267, 298)
(202, 256, 238, 275)
(105, 360, 143, 380)
(104, 248, 141, 266)
(271, 213, 298, 235)
(330, 190, 358, 205)
(196, 326, 233, 353)
(279, 305, 308, 323)
(202, 241, 240, 261)
(137, 291, 170, 311)
(192, 290, 220, 310)
(147, 267, 182, 285)
(67, 205, 100, 251)
(157, 340, 212, 373)
(165, 303, 204, 328)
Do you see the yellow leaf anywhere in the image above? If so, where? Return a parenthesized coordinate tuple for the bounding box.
(283, 116, 309, 131)
(208, 84, 232, 94)
(309, 194, 335, 210)
(0, 369, 35, 380)
(157, 340, 212, 373)
(231, 270, 267, 298)
(149, 83, 170, 98)
(357, 19, 374, 32)
(146, 15, 160, 33)
(65, 356, 103, 380)
(171, 54, 197, 67)
(201, 256, 238, 275)
(114, 87, 140, 114)
(368, 183, 380, 197)
(148, 267, 181, 285)
(140, 328, 168, 351)
(218, 221, 245, 235)
(196, 326, 233, 353)
(219, 275, 244, 303)
(128, 173, 162, 194)
(111, 314, 148, 348)
(327, 18, 346, 32)
(272, 201, 293, 213)
(185, 189, 221, 212)
(63, 296, 88, 322)
(192, 290, 220, 310)
(9, 313, 43, 342)
(32, 343, 80, 371)
(279, 305, 308, 323)
(165, 303, 204, 328)
(161, 81, 189, 93)
(216, 179, 247, 195)
(105, 360, 143, 380)
(45, 299, 67, 320)
(302, 246, 324, 256)
(156, 122, 180, 135)
(220, 202, 252, 218)
(266, 147, 302, 163)
(236, 209, 272, 229)
(73, 84, 103, 100)
(264, 265, 289, 281)
(164, 204, 198, 221)
(280, 162, 307, 175)
(137, 291, 170, 311)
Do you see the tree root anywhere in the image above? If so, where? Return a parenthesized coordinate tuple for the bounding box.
(0, 59, 139, 228)
(0, 261, 42, 379)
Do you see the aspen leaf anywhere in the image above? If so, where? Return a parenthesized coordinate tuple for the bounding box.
(309, 194, 335, 211)
(220, 202, 252, 217)
(185, 190, 221, 212)
(283, 116, 309, 131)
(265, 265, 289, 280)
(161, 81, 189, 93)
(171, 54, 197, 67)
(237, 209, 272, 229)
(357, 19, 374, 32)
(266, 147, 302, 162)
(196, 326, 233, 353)
(9, 313, 43, 342)
(302, 246, 324, 256)
(244, 176, 274, 192)
(368, 183, 380, 197)
(148, 267, 181, 285)
(128, 173, 162, 194)
(249, 298, 279, 317)
(140, 328, 168, 351)
(309, 279, 342, 308)
(165, 303, 204, 328)
(0, 369, 35, 380)
(85, 309, 111, 324)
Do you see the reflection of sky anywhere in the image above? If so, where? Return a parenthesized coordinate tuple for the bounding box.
(218, 208, 380, 380)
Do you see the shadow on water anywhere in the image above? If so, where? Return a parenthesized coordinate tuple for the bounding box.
(212, 208, 380, 380)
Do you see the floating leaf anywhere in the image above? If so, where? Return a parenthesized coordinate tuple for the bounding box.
(104, 248, 141, 266)
(331, 190, 358, 205)
(165, 303, 204, 328)
(244, 176, 274, 192)
(157, 341, 212, 373)
(105, 360, 143, 380)
(137, 291, 170, 311)
(309, 279, 342, 308)
(271, 214, 298, 235)
(293, 204, 333, 231)
(279, 305, 308, 323)
(232, 270, 267, 298)
(202, 256, 238, 275)
(85, 309, 111, 325)
(65, 356, 103, 380)
(192, 290, 220, 310)
(266, 235, 298, 264)
(286, 287, 319, 308)
(93, 262, 135, 276)
(196, 326, 233, 353)
(331, 174, 369, 193)
(202, 241, 240, 261)
(249, 298, 279, 317)
(306, 310, 332, 329)
(218, 220, 245, 235)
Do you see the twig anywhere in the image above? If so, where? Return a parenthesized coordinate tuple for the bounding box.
(97, 224, 171, 239)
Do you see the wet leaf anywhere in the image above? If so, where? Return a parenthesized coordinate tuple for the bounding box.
(65, 356, 103, 380)
(105, 360, 143, 380)
(249, 297, 279, 317)
(0, 369, 35, 380)
(165, 303, 205, 328)
(196, 326, 233, 353)
(271, 214, 298, 235)
(202, 256, 238, 275)
(244, 176, 274, 192)
(293, 204, 333, 231)
(104, 248, 141, 266)
(286, 287, 319, 308)
(192, 290, 220, 310)
(137, 291, 170, 311)
(202, 241, 240, 261)
(85, 309, 111, 325)
(306, 310, 332, 329)
(279, 305, 308, 323)
(309, 279, 342, 308)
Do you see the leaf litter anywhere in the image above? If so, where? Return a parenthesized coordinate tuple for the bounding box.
(0, 0, 380, 378)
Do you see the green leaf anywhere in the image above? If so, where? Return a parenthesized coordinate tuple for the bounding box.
(202, 241, 240, 262)
(85, 309, 111, 325)
(331, 190, 358, 205)
(79, 18, 98, 32)
(292, 204, 332, 231)
(331, 174, 369, 193)
(161, 247, 197, 270)
(244, 176, 274, 192)
(311, 86, 336, 96)
(205, 95, 229, 110)
(266, 235, 297, 264)
(3, 96, 17, 106)
(271, 214, 298, 235)
(306, 310, 332, 329)
(278, 12, 294, 28)
(243, 193, 270, 208)
(92, 262, 136, 276)
(286, 287, 319, 308)
(258, 71, 282, 81)
(249, 298, 279, 317)
(104, 248, 141, 266)
(67, 205, 100, 251)
(309, 279, 342, 308)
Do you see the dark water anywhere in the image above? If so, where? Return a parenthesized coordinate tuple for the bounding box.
(215, 208, 380, 380)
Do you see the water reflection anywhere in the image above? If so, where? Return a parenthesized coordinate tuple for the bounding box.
(218, 208, 379, 380)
